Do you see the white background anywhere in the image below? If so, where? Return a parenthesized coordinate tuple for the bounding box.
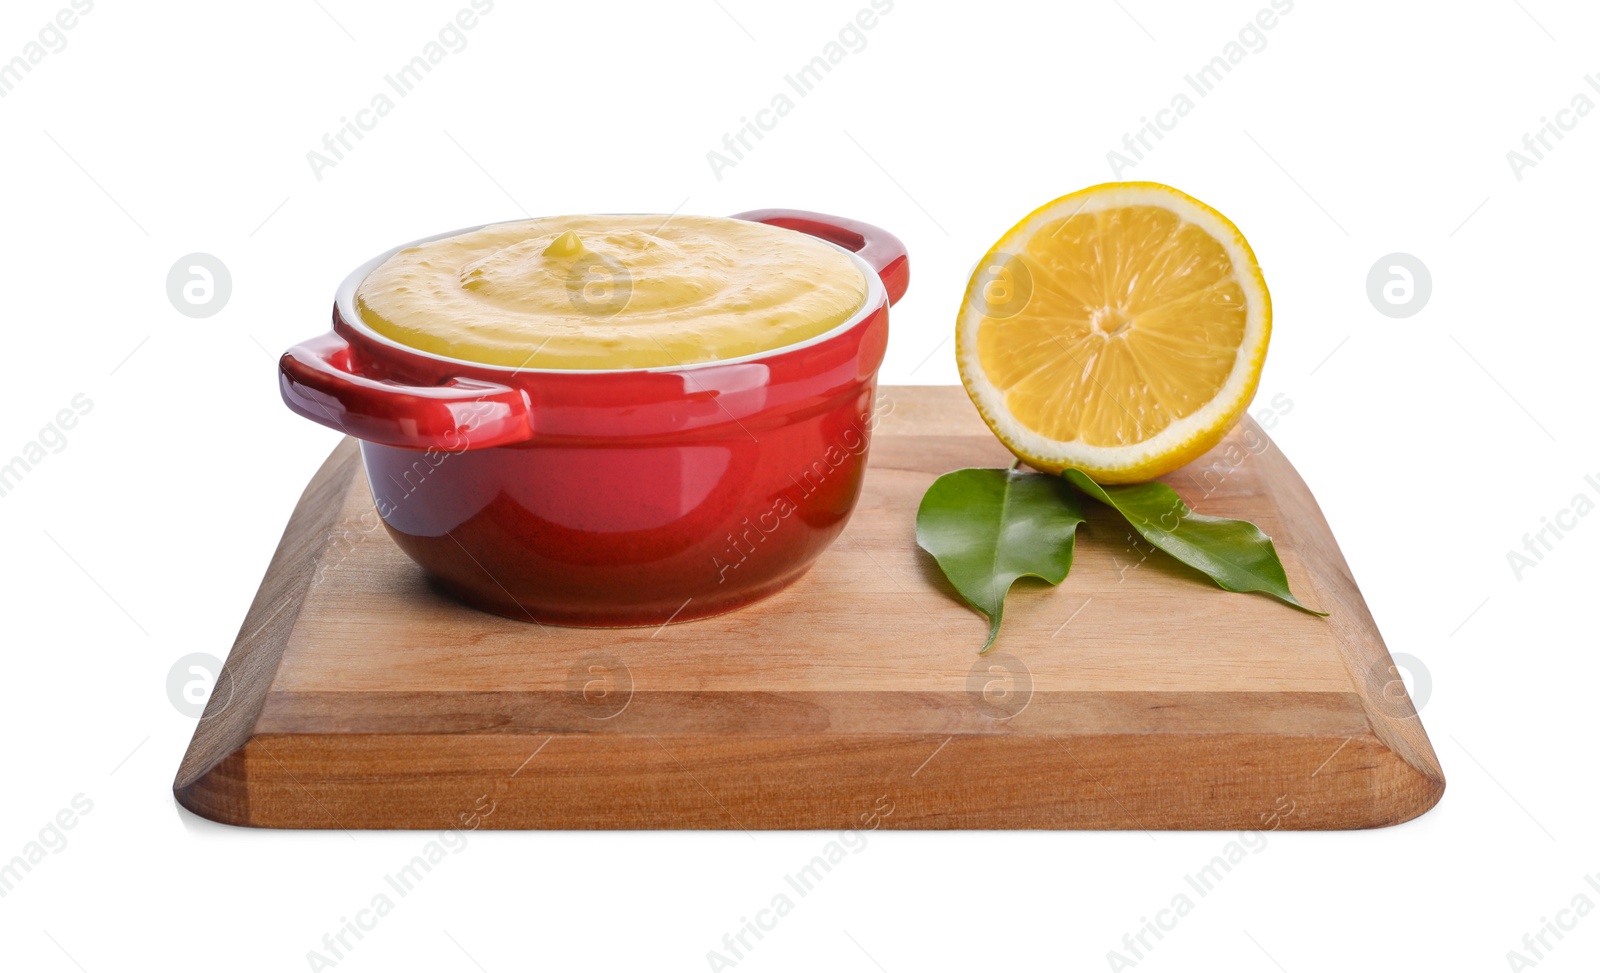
(1, 0, 1595, 970)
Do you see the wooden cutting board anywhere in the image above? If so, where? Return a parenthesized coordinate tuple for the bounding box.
(174, 386, 1442, 830)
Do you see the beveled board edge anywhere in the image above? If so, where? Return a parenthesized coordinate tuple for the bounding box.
(179, 729, 1437, 830)
(172, 438, 362, 812)
(1249, 419, 1445, 798)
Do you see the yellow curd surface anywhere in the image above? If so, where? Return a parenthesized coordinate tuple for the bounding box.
(355, 214, 869, 369)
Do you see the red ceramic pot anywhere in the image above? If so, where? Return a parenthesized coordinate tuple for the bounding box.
(280, 210, 908, 626)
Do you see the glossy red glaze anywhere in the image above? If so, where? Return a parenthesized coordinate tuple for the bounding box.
(280, 210, 908, 626)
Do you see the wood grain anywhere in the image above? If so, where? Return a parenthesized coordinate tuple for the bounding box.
(174, 386, 1443, 829)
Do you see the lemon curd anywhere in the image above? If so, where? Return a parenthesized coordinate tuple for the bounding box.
(354, 215, 869, 370)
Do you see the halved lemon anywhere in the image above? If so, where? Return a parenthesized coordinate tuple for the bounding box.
(956, 182, 1271, 484)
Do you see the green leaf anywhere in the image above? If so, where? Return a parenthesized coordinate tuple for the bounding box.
(1061, 469, 1325, 615)
(916, 469, 1086, 652)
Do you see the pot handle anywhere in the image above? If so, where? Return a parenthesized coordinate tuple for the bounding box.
(732, 209, 909, 306)
(279, 331, 534, 450)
